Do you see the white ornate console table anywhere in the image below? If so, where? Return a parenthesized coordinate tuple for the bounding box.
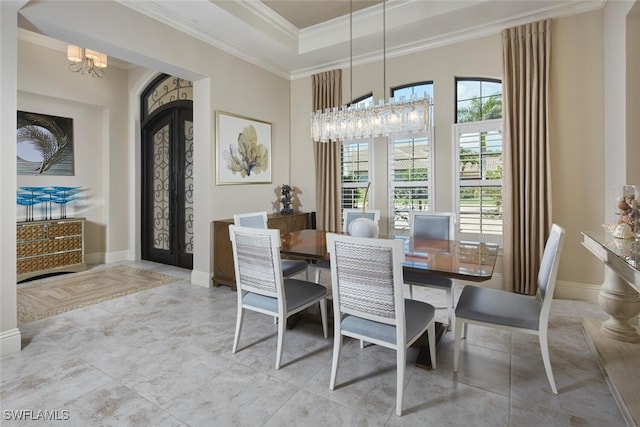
(582, 230, 640, 427)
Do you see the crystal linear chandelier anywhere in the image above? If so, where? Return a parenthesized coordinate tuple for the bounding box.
(67, 45, 107, 78)
(310, 0, 431, 143)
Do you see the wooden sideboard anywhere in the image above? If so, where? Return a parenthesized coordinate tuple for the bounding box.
(16, 218, 86, 282)
(212, 212, 311, 290)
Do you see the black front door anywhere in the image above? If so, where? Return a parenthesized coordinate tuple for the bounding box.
(141, 103, 193, 269)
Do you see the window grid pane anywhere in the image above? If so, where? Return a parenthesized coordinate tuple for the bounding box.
(341, 142, 370, 211)
(391, 135, 431, 231)
(455, 116, 503, 239)
(459, 131, 503, 181)
(393, 185, 430, 230)
(456, 79, 503, 123)
(459, 186, 503, 235)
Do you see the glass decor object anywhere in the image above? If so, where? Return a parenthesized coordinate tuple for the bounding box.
(16, 186, 82, 221)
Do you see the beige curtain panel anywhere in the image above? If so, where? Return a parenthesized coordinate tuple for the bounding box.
(502, 19, 553, 295)
(312, 70, 342, 232)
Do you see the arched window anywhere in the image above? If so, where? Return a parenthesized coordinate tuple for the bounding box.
(141, 75, 193, 121)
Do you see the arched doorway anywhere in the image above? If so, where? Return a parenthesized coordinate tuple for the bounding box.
(140, 74, 193, 269)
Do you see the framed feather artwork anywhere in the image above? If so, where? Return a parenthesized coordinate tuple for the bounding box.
(17, 111, 74, 176)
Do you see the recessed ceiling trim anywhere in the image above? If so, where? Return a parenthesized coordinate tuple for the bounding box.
(212, 0, 299, 52)
(117, 0, 293, 79)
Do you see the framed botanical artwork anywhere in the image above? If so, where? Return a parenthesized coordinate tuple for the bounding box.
(17, 111, 74, 176)
(216, 111, 272, 185)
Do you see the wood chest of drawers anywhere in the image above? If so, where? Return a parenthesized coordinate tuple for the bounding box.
(16, 218, 86, 282)
(212, 212, 311, 290)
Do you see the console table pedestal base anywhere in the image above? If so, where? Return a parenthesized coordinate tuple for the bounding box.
(583, 317, 639, 427)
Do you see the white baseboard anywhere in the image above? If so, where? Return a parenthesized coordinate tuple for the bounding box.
(105, 250, 130, 264)
(1, 328, 21, 356)
(191, 269, 211, 288)
(555, 279, 600, 303)
(85, 250, 131, 265)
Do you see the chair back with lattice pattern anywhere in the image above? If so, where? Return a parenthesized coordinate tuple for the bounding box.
(229, 225, 283, 298)
(326, 233, 405, 326)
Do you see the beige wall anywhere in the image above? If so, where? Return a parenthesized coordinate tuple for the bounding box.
(2, 0, 294, 354)
(3, 1, 636, 355)
(17, 40, 130, 263)
(627, 3, 640, 185)
(291, 10, 611, 297)
(15, 0, 293, 280)
(292, 34, 503, 222)
(550, 10, 605, 293)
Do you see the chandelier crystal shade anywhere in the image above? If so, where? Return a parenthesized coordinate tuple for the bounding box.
(311, 95, 431, 143)
(310, 0, 432, 143)
(67, 45, 107, 78)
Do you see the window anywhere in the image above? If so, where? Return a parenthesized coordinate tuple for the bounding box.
(341, 139, 371, 211)
(389, 82, 434, 231)
(454, 119, 503, 243)
(341, 93, 374, 214)
(456, 78, 502, 123)
(454, 78, 503, 243)
(351, 93, 373, 108)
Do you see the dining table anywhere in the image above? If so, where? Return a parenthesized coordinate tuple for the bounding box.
(280, 229, 500, 369)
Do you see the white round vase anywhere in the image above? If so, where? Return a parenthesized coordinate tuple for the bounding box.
(348, 217, 379, 238)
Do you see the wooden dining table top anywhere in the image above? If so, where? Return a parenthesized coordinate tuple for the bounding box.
(280, 229, 500, 282)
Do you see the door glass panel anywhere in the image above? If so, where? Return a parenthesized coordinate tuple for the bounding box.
(145, 76, 193, 118)
(184, 121, 194, 254)
(153, 124, 170, 250)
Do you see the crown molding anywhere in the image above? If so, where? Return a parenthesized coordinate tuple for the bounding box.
(292, 0, 608, 80)
(30, 0, 609, 82)
(117, 0, 293, 79)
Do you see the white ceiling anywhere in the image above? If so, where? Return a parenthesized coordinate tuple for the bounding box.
(20, 0, 607, 80)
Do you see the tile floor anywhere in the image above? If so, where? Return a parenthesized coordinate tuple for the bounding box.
(1, 261, 626, 426)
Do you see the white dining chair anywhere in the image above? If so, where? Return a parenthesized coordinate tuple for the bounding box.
(404, 211, 456, 330)
(314, 208, 380, 284)
(326, 232, 436, 416)
(453, 224, 566, 394)
(229, 225, 328, 369)
(234, 211, 310, 280)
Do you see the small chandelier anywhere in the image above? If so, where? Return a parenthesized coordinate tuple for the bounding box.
(310, 0, 431, 143)
(67, 45, 107, 78)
